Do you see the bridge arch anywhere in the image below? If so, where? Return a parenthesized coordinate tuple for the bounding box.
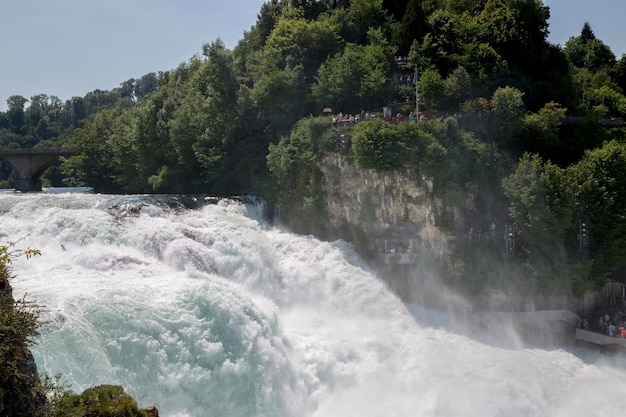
(0, 148, 76, 192)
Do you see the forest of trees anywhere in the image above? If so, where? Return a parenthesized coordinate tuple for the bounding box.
(1, 0, 626, 298)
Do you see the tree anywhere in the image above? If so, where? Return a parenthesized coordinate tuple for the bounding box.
(417, 68, 445, 110)
(134, 72, 159, 100)
(523, 101, 567, 162)
(507, 0, 550, 57)
(477, 0, 514, 46)
(6, 95, 28, 136)
(502, 153, 575, 292)
(568, 140, 626, 274)
(312, 28, 396, 113)
(584, 85, 626, 118)
(394, 0, 428, 53)
(63, 108, 137, 192)
(564, 22, 616, 72)
(133, 88, 178, 192)
(491, 86, 524, 150)
(192, 40, 241, 192)
(252, 13, 342, 136)
(251, 10, 341, 81)
(351, 118, 412, 170)
(419, 9, 467, 74)
(610, 55, 626, 95)
(343, 0, 391, 45)
(444, 66, 471, 109)
(266, 117, 330, 235)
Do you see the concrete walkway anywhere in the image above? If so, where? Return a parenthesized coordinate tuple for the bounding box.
(576, 328, 626, 348)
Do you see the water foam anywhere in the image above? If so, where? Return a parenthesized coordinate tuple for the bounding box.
(4, 191, 626, 416)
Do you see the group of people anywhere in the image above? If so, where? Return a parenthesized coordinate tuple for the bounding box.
(587, 313, 626, 338)
(330, 109, 425, 127)
(331, 111, 378, 127)
(467, 221, 497, 242)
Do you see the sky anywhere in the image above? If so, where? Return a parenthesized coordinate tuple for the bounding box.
(1, 0, 625, 111)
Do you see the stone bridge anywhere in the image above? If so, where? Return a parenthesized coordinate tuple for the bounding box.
(0, 148, 76, 192)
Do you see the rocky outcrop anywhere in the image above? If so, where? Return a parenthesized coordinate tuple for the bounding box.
(319, 153, 453, 256)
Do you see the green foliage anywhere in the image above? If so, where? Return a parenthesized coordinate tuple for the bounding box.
(564, 23, 616, 72)
(0, 290, 44, 416)
(250, 13, 341, 132)
(491, 85, 525, 150)
(501, 145, 626, 294)
(312, 28, 396, 114)
(351, 119, 411, 170)
(585, 85, 626, 118)
(444, 66, 471, 108)
(394, 0, 428, 52)
(342, 0, 395, 45)
(267, 117, 331, 234)
(418, 68, 445, 110)
(0, 0, 617, 196)
(568, 140, 626, 272)
(523, 101, 568, 160)
(41, 373, 73, 417)
(63, 108, 139, 192)
(351, 118, 450, 174)
(0, 238, 41, 268)
(0, 282, 41, 360)
(0, 240, 44, 417)
(503, 153, 574, 252)
(46, 384, 146, 417)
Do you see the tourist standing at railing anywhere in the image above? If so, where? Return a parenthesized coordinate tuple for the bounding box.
(608, 322, 616, 336)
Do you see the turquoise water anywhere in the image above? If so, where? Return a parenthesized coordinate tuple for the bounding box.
(3, 190, 626, 416)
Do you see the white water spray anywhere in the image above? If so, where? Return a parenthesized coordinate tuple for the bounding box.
(2, 190, 626, 416)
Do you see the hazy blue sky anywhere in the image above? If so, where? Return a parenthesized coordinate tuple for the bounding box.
(1, 0, 624, 111)
(543, 0, 625, 56)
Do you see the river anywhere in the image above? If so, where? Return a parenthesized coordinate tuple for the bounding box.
(2, 189, 625, 416)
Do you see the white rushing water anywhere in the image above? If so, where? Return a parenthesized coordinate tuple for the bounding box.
(2, 190, 626, 416)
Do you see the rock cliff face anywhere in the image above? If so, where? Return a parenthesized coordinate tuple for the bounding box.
(319, 153, 453, 256)
(317, 155, 590, 317)
(318, 153, 469, 307)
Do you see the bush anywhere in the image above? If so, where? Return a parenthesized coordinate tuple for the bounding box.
(0, 264, 46, 417)
(49, 385, 146, 417)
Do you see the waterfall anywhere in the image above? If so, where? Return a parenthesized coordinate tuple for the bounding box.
(2, 190, 625, 416)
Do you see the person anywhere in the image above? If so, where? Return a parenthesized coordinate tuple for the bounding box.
(608, 322, 616, 337)
(490, 221, 496, 239)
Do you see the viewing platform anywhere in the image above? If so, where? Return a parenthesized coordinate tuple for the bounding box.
(369, 236, 422, 265)
(576, 328, 626, 350)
